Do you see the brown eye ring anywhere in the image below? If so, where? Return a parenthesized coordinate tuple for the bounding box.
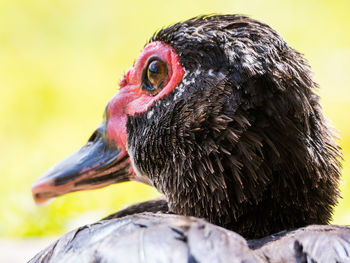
(142, 58, 168, 95)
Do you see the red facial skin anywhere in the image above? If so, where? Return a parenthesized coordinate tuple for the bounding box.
(106, 41, 185, 151)
(31, 41, 184, 205)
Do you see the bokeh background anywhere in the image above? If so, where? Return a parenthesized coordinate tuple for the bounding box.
(0, 0, 349, 260)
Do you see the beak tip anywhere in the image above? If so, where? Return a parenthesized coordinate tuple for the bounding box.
(33, 195, 54, 206)
(32, 179, 55, 206)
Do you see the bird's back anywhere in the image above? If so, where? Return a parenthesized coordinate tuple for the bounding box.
(29, 213, 350, 263)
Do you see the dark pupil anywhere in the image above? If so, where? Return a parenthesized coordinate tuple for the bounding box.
(149, 61, 159, 74)
(142, 59, 167, 94)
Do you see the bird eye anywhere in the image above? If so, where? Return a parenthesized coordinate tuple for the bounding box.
(142, 58, 168, 95)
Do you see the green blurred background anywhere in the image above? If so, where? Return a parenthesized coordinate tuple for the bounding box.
(0, 0, 349, 238)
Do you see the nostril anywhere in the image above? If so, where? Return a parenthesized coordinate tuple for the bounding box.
(88, 130, 99, 142)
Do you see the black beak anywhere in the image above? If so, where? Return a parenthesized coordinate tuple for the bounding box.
(32, 124, 130, 205)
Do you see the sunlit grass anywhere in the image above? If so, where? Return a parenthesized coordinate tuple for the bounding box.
(0, 0, 349, 237)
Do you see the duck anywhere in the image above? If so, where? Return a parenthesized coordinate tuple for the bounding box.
(30, 14, 348, 262)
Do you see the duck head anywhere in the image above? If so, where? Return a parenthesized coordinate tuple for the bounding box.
(32, 15, 342, 238)
(32, 41, 185, 202)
